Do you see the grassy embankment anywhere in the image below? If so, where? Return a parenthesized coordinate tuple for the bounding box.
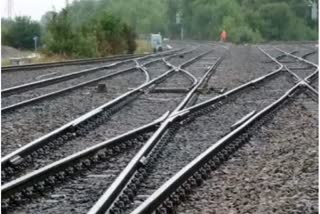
(2, 40, 152, 66)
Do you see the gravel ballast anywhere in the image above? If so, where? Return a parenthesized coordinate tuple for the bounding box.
(3, 50, 217, 183)
(1, 70, 145, 156)
(6, 50, 226, 213)
(2, 42, 318, 214)
(2, 61, 118, 89)
(176, 94, 318, 214)
(196, 45, 278, 103)
(122, 72, 295, 213)
(2, 62, 137, 107)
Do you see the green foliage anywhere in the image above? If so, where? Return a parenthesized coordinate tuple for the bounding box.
(37, 0, 318, 56)
(1, 16, 41, 50)
(257, 2, 292, 40)
(176, 0, 317, 43)
(44, 9, 136, 57)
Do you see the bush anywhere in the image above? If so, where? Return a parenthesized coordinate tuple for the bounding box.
(222, 16, 262, 44)
(2, 16, 41, 50)
(44, 9, 137, 57)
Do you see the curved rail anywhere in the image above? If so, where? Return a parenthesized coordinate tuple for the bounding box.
(2, 49, 181, 97)
(86, 56, 226, 214)
(1, 112, 169, 200)
(131, 83, 303, 214)
(1, 48, 215, 208)
(1, 48, 207, 183)
(273, 47, 319, 92)
(1, 50, 183, 112)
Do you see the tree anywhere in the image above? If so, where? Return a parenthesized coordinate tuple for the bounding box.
(43, 9, 137, 57)
(257, 2, 292, 40)
(2, 16, 41, 50)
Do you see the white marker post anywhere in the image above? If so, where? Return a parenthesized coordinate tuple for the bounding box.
(33, 36, 38, 52)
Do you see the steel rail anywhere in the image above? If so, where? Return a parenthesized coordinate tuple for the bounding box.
(301, 81, 318, 99)
(274, 47, 318, 68)
(87, 54, 224, 214)
(134, 59, 150, 84)
(258, 47, 318, 98)
(88, 48, 300, 214)
(2, 49, 181, 97)
(305, 69, 319, 83)
(1, 112, 169, 200)
(172, 57, 223, 114)
(301, 50, 317, 59)
(2, 61, 127, 96)
(1, 48, 213, 206)
(264, 50, 298, 63)
(1, 54, 145, 72)
(1, 50, 187, 112)
(2, 66, 134, 112)
(1, 48, 209, 182)
(175, 48, 284, 116)
(273, 47, 318, 92)
(131, 83, 303, 214)
(179, 69, 198, 88)
(283, 65, 303, 82)
(1, 49, 194, 166)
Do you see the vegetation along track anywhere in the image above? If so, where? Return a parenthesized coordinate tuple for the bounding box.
(1, 46, 214, 184)
(1, 47, 224, 213)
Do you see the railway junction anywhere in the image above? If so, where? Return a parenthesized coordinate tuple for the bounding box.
(1, 41, 318, 213)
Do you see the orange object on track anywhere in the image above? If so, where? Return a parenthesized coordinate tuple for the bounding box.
(220, 30, 227, 42)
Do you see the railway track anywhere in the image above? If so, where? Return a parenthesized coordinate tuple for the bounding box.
(1, 54, 147, 88)
(1, 42, 317, 214)
(125, 52, 317, 213)
(87, 55, 299, 214)
(1, 47, 215, 184)
(1, 47, 224, 213)
(1, 49, 182, 110)
(195, 45, 284, 104)
(121, 46, 317, 214)
(85, 45, 317, 214)
(175, 96, 317, 213)
(1, 48, 198, 158)
(130, 85, 316, 214)
(174, 94, 317, 214)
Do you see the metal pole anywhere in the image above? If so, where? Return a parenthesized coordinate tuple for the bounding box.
(181, 25, 184, 40)
(33, 36, 38, 52)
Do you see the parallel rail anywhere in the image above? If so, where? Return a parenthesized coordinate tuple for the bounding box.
(131, 82, 304, 214)
(126, 46, 318, 214)
(1, 50, 183, 112)
(87, 45, 317, 214)
(1, 47, 218, 209)
(1, 47, 210, 183)
(1, 49, 180, 97)
(1, 54, 145, 72)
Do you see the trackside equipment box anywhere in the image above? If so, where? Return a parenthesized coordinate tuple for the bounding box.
(151, 33, 163, 52)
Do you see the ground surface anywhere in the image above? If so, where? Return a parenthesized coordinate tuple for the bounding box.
(1, 41, 318, 214)
(177, 94, 318, 214)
